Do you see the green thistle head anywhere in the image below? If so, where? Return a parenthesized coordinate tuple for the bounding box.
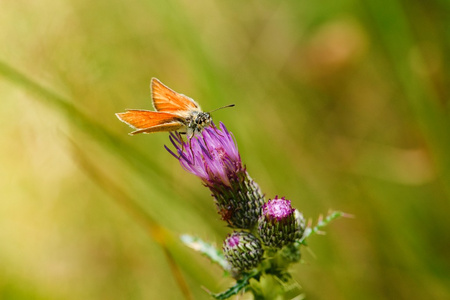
(258, 196, 305, 249)
(223, 231, 264, 277)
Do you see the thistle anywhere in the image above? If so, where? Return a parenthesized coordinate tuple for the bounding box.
(223, 231, 264, 277)
(115, 78, 346, 299)
(166, 122, 265, 229)
(164, 122, 345, 299)
(258, 196, 306, 249)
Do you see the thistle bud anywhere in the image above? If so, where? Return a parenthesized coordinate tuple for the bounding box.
(223, 231, 264, 276)
(258, 197, 305, 248)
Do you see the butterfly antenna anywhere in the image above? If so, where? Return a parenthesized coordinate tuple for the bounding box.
(208, 104, 235, 113)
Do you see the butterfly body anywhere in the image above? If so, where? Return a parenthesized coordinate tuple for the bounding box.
(116, 78, 214, 136)
(186, 111, 212, 136)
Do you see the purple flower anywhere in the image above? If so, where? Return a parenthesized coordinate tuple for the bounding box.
(225, 233, 241, 248)
(166, 122, 243, 187)
(166, 122, 265, 229)
(262, 197, 295, 221)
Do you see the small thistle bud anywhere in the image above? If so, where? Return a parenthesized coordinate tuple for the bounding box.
(166, 122, 265, 229)
(258, 196, 305, 248)
(223, 231, 264, 276)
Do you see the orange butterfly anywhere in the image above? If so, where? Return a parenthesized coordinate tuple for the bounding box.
(116, 78, 234, 136)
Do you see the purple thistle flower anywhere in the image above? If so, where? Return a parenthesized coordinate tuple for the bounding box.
(226, 233, 241, 248)
(262, 197, 295, 221)
(166, 122, 265, 229)
(166, 122, 242, 187)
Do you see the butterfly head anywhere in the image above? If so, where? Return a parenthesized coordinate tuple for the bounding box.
(187, 111, 212, 136)
(186, 104, 235, 136)
(197, 111, 212, 127)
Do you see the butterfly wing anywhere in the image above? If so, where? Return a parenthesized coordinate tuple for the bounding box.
(151, 78, 201, 117)
(116, 110, 184, 135)
(128, 122, 184, 135)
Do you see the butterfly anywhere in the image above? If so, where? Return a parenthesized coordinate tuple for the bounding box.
(116, 78, 234, 137)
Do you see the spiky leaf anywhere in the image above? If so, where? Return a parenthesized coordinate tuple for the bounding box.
(180, 234, 228, 270)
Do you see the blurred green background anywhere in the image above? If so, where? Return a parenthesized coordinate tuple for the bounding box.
(1, 0, 449, 299)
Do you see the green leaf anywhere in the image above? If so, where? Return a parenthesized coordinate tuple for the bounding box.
(211, 271, 259, 300)
(180, 234, 228, 270)
(298, 211, 349, 245)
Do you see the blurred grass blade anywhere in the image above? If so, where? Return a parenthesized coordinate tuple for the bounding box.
(70, 138, 194, 300)
(0, 60, 199, 204)
(364, 0, 450, 196)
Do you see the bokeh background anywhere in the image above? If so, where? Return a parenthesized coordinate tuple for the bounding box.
(1, 0, 449, 299)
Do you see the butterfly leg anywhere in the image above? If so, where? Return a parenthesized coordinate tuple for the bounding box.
(211, 123, 222, 136)
(188, 130, 197, 152)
